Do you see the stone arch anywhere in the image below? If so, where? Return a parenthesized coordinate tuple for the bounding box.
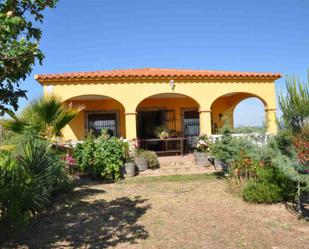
(135, 92, 201, 111)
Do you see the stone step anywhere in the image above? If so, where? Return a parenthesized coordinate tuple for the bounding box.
(158, 154, 196, 168)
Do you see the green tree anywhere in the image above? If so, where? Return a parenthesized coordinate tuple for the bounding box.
(278, 71, 309, 133)
(0, 0, 58, 116)
(4, 95, 84, 139)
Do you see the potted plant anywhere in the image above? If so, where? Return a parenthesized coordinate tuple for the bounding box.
(154, 125, 170, 139)
(193, 135, 211, 166)
(134, 149, 148, 171)
(123, 139, 137, 177)
(124, 158, 135, 177)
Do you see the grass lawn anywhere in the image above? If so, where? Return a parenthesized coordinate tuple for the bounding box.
(3, 174, 309, 249)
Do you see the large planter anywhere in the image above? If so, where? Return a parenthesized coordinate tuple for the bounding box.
(124, 162, 135, 177)
(194, 152, 211, 166)
(135, 156, 148, 171)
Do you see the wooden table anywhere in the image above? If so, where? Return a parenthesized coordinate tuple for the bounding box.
(139, 137, 187, 156)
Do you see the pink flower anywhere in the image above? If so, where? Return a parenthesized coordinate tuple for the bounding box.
(65, 154, 76, 166)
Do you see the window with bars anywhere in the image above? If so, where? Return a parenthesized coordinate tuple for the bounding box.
(87, 113, 118, 137)
(183, 110, 200, 136)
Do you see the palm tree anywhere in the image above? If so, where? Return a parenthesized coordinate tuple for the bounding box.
(4, 95, 84, 139)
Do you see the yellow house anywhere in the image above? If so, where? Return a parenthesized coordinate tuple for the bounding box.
(35, 68, 281, 143)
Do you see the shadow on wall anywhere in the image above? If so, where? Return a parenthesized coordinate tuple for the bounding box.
(5, 181, 150, 248)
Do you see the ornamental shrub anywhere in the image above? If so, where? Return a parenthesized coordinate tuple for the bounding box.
(0, 132, 70, 237)
(93, 136, 128, 180)
(242, 180, 283, 204)
(73, 133, 129, 180)
(139, 150, 160, 169)
(0, 150, 29, 233)
(211, 125, 238, 165)
(73, 134, 96, 173)
(228, 142, 297, 204)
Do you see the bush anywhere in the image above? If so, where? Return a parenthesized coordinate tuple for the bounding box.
(274, 129, 295, 159)
(73, 133, 128, 180)
(73, 135, 96, 173)
(93, 136, 128, 180)
(242, 180, 283, 204)
(211, 125, 238, 165)
(228, 143, 297, 204)
(0, 133, 70, 236)
(139, 150, 160, 169)
(0, 150, 29, 233)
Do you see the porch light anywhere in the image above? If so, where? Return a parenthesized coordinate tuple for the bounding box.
(169, 79, 175, 90)
(46, 85, 53, 94)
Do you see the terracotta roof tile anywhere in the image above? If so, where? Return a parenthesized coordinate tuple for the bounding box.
(35, 67, 281, 82)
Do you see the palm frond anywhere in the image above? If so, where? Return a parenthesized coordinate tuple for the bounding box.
(5, 95, 84, 139)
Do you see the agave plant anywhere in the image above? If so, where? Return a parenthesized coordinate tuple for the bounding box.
(4, 95, 84, 139)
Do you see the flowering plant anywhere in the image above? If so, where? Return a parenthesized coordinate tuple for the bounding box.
(122, 138, 138, 162)
(194, 135, 211, 153)
(65, 153, 76, 167)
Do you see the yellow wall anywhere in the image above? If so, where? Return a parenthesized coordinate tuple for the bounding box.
(41, 78, 277, 140)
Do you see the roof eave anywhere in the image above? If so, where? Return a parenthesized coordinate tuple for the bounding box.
(35, 74, 282, 85)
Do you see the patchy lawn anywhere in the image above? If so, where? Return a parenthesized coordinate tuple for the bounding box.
(3, 174, 309, 249)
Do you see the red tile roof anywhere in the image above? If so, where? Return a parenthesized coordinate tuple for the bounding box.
(35, 67, 281, 82)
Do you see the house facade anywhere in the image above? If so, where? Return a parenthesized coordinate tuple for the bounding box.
(35, 68, 281, 142)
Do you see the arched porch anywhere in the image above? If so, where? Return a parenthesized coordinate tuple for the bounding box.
(63, 95, 126, 140)
(135, 93, 201, 139)
(210, 92, 274, 133)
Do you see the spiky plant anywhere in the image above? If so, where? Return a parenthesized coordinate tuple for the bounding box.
(4, 95, 84, 139)
(278, 71, 309, 133)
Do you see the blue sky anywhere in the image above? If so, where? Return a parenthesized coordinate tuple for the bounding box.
(18, 0, 309, 126)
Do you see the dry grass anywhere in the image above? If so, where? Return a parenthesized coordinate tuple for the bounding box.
(3, 174, 309, 249)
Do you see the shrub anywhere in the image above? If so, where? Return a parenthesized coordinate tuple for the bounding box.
(0, 132, 70, 236)
(73, 133, 129, 180)
(0, 150, 29, 233)
(93, 136, 128, 180)
(139, 150, 160, 169)
(274, 129, 295, 159)
(211, 125, 239, 165)
(73, 135, 96, 173)
(242, 180, 283, 204)
(228, 143, 297, 203)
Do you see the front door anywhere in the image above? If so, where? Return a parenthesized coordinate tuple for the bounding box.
(137, 110, 176, 139)
(137, 111, 164, 139)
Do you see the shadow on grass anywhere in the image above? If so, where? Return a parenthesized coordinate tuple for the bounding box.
(5, 181, 150, 248)
(214, 171, 226, 179)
